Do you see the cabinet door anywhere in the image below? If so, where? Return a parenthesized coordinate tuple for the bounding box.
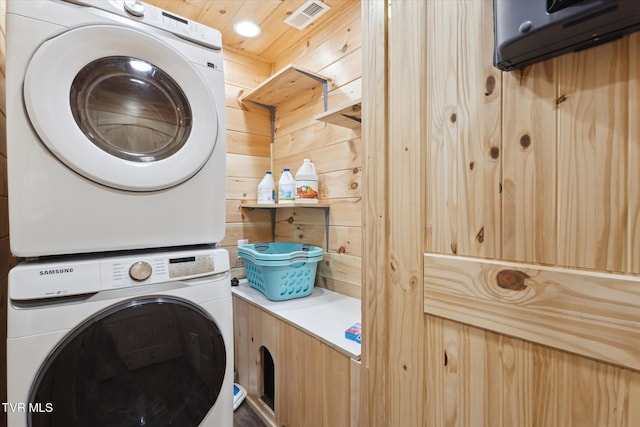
(233, 298, 277, 415)
(276, 321, 351, 427)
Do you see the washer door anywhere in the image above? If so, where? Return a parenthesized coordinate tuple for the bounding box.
(24, 25, 218, 191)
(28, 297, 226, 427)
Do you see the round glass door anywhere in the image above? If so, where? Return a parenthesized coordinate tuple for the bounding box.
(24, 25, 219, 191)
(70, 56, 192, 163)
(28, 297, 226, 427)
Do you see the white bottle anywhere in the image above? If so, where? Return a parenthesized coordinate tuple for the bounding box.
(278, 168, 296, 204)
(295, 159, 318, 204)
(257, 171, 275, 204)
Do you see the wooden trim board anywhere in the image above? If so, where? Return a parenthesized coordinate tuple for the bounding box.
(424, 253, 640, 370)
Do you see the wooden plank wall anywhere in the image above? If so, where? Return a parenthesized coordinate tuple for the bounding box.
(270, 0, 362, 298)
(360, 0, 387, 425)
(222, 49, 275, 277)
(221, 1, 362, 298)
(420, 0, 640, 426)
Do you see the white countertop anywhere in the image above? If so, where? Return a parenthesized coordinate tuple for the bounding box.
(232, 280, 362, 360)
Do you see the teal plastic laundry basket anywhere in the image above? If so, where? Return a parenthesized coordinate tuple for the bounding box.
(238, 243, 323, 301)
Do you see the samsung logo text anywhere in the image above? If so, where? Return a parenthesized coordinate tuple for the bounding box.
(39, 268, 74, 276)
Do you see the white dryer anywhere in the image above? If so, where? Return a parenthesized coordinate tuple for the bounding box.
(7, 247, 233, 427)
(6, 0, 227, 257)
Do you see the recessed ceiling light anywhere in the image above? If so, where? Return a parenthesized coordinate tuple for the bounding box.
(233, 20, 261, 38)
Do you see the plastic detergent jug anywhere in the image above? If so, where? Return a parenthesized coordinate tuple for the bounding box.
(295, 159, 318, 204)
(257, 171, 275, 204)
(278, 169, 295, 204)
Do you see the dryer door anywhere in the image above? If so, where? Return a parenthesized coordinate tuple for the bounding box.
(27, 297, 226, 427)
(23, 25, 219, 192)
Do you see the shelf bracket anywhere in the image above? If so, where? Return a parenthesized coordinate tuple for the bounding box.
(245, 101, 277, 143)
(294, 68, 329, 112)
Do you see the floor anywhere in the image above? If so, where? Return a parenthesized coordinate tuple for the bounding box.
(233, 401, 269, 427)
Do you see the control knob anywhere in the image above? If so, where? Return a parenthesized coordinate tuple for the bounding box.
(129, 261, 152, 282)
(124, 0, 145, 17)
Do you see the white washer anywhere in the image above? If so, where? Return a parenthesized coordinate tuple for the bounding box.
(6, 0, 227, 257)
(7, 247, 233, 427)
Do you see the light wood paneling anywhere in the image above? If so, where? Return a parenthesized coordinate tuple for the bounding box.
(556, 39, 629, 272)
(425, 315, 640, 427)
(501, 60, 557, 264)
(421, 0, 640, 426)
(425, 0, 458, 256)
(631, 33, 640, 274)
(273, 121, 357, 159)
(385, 1, 427, 426)
(268, 1, 363, 297)
(361, 0, 387, 425)
(456, 0, 502, 259)
(144, 0, 358, 63)
(272, 1, 362, 72)
(222, 50, 273, 258)
(424, 253, 640, 371)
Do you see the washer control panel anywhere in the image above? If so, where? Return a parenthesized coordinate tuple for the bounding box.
(9, 248, 230, 301)
(169, 255, 215, 278)
(106, 252, 221, 290)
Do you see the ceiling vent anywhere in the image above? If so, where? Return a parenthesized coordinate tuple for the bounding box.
(284, 0, 331, 30)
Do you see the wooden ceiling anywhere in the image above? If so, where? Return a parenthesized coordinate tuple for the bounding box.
(143, 0, 357, 62)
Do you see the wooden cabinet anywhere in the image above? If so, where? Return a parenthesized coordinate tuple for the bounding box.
(233, 296, 277, 417)
(233, 296, 358, 427)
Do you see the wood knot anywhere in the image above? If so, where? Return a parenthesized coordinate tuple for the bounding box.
(287, 216, 294, 224)
(485, 75, 496, 96)
(350, 182, 359, 190)
(409, 275, 418, 289)
(555, 94, 568, 105)
(520, 134, 531, 149)
(450, 243, 457, 254)
(490, 146, 500, 159)
(496, 270, 529, 291)
(469, 161, 475, 170)
(475, 227, 484, 243)
(450, 113, 457, 123)
(338, 246, 346, 254)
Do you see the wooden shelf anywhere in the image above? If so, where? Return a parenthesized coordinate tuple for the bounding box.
(240, 64, 330, 111)
(315, 99, 362, 129)
(242, 202, 330, 209)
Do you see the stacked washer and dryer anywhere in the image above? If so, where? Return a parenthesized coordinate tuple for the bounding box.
(5, 1, 233, 426)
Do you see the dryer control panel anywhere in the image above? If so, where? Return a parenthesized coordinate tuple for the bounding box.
(61, 0, 223, 49)
(9, 248, 230, 300)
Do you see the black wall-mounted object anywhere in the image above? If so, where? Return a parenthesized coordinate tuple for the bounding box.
(493, 0, 640, 71)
